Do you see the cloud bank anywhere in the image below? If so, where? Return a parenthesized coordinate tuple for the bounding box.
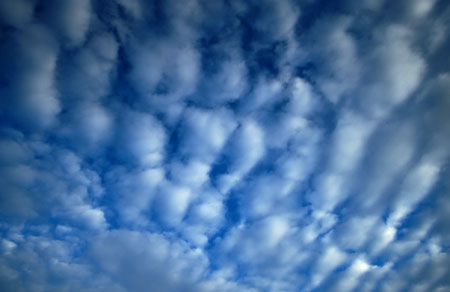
(1, 0, 450, 291)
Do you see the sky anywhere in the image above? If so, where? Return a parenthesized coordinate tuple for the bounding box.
(0, 0, 449, 291)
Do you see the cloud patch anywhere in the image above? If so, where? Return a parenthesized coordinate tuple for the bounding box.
(0, 0, 449, 291)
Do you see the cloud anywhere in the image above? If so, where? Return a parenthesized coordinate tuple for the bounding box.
(0, 0, 449, 291)
(67, 205, 107, 230)
(117, 0, 142, 20)
(355, 24, 426, 118)
(303, 16, 360, 103)
(310, 245, 347, 288)
(215, 119, 265, 193)
(0, 0, 33, 28)
(115, 110, 167, 168)
(59, 102, 113, 152)
(41, 0, 92, 47)
(106, 167, 164, 226)
(177, 107, 237, 163)
(169, 159, 211, 189)
(153, 182, 192, 228)
(311, 111, 375, 211)
(197, 57, 248, 105)
(212, 215, 308, 291)
(332, 257, 373, 292)
(128, 39, 201, 106)
(57, 32, 118, 103)
(0, 24, 60, 130)
(387, 155, 441, 227)
(89, 230, 209, 292)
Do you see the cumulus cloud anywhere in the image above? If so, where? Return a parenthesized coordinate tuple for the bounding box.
(89, 230, 209, 292)
(355, 25, 426, 118)
(58, 32, 118, 103)
(0, 24, 60, 130)
(0, 0, 449, 291)
(303, 16, 360, 103)
(41, 0, 92, 47)
(215, 119, 265, 193)
(106, 167, 164, 226)
(115, 110, 166, 168)
(177, 107, 237, 163)
(0, 0, 33, 28)
(128, 40, 200, 106)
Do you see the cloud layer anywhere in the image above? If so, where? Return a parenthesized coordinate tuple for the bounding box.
(1, 0, 450, 291)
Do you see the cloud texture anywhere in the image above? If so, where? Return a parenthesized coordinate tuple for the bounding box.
(1, 0, 450, 291)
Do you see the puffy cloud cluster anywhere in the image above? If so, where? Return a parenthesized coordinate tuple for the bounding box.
(1, 0, 450, 291)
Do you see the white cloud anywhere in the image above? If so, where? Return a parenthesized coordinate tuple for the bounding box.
(128, 39, 200, 106)
(238, 78, 283, 114)
(356, 262, 393, 292)
(108, 167, 164, 226)
(90, 230, 210, 292)
(234, 0, 299, 41)
(0, 231, 128, 292)
(0, 1, 449, 291)
(178, 108, 237, 163)
(61, 102, 113, 152)
(421, 74, 450, 153)
(311, 245, 347, 288)
(304, 16, 360, 103)
(190, 196, 223, 223)
(182, 188, 225, 246)
(370, 224, 397, 254)
(0, 0, 33, 28)
(216, 120, 265, 193)
(1, 239, 17, 255)
(58, 33, 118, 103)
(0, 138, 31, 165)
(116, 111, 166, 167)
(239, 173, 301, 220)
(117, 0, 142, 19)
(154, 182, 192, 228)
(69, 205, 107, 230)
(0, 24, 60, 130)
(354, 119, 417, 212)
(254, 216, 290, 249)
(312, 111, 375, 211)
(328, 112, 375, 174)
(333, 257, 373, 292)
(287, 78, 316, 116)
(200, 58, 248, 105)
(44, 0, 91, 47)
(408, 0, 436, 18)
(379, 248, 450, 292)
(388, 156, 441, 227)
(333, 216, 378, 250)
(357, 25, 425, 118)
(169, 159, 211, 189)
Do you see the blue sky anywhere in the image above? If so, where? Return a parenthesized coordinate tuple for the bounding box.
(0, 0, 449, 291)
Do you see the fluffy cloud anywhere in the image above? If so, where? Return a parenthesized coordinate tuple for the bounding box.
(115, 110, 167, 167)
(0, 24, 60, 130)
(89, 230, 209, 292)
(0, 0, 33, 28)
(303, 16, 360, 103)
(215, 119, 265, 193)
(128, 40, 200, 106)
(177, 107, 237, 163)
(41, 0, 92, 47)
(0, 0, 449, 291)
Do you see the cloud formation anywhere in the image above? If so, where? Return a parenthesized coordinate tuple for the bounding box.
(1, 0, 450, 291)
